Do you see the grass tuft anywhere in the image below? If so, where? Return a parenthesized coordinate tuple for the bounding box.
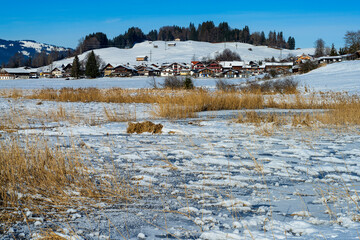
(127, 121, 163, 134)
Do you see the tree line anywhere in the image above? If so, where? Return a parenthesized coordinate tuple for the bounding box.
(314, 30, 360, 58)
(75, 21, 297, 54)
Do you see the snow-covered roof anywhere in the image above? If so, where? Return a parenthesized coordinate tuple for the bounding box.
(265, 62, 293, 66)
(1, 67, 31, 74)
(317, 56, 342, 60)
(219, 61, 246, 68)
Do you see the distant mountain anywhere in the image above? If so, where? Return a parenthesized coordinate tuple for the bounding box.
(0, 39, 71, 66)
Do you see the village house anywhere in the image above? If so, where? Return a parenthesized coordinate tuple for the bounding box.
(296, 54, 313, 64)
(160, 62, 188, 76)
(145, 66, 161, 76)
(265, 62, 293, 73)
(221, 69, 240, 78)
(198, 68, 215, 77)
(112, 64, 138, 77)
(0, 67, 33, 79)
(207, 61, 222, 74)
(51, 67, 63, 78)
(317, 56, 342, 64)
(62, 64, 72, 77)
(135, 65, 147, 76)
(191, 61, 206, 71)
(102, 63, 114, 77)
(136, 56, 148, 62)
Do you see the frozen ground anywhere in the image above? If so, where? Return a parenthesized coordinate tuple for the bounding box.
(1, 61, 360, 239)
(1, 97, 360, 240)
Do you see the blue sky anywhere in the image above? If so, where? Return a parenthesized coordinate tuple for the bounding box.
(1, 0, 359, 49)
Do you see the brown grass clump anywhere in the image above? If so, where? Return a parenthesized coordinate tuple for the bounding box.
(127, 121, 163, 134)
(237, 111, 286, 126)
(292, 113, 313, 127)
(0, 136, 133, 225)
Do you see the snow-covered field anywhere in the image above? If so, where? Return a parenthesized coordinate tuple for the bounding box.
(1, 61, 360, 239)
(295, 60, 360, 94)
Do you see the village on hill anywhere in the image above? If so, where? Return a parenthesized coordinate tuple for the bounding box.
(1, 45, 359, 80)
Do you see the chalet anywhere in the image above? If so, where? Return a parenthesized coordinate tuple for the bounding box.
(112, 65, 138, 77)
(145, 66, 161, 76)
(136, 56, 148, 61)
(102, 63, 114, 77)
(160, 62, 188, 76)
(63, 64, 72, 77)
(207, 61, 222, 74)
(135, 65, 147, 76)
(0, 67, 31, 79)
(265, 62, 293, 73)
(219, 61, 245, 72)
(317, 56, 342, 64)
(296, 54, 312, 64)
(221, 69, 239, 78)
(175, 38, 181, 41)
(198, 68, 215, 77)
(161, 66, 175, 77)
(191, 61, 206, 71)
(51, 68, 63, 78)
(292, 65, 301, 73)
(180, 69, 191, 76)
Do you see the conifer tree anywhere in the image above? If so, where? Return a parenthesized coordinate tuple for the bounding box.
(85, 51, 99, 78)
(330, 44, 338, 56)
(71, 55, 81, 79)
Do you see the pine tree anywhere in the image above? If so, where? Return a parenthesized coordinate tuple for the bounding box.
(330, 43, 338, 56)
(260, 31, 266, 45)
(85, 51, 99, 78)
(287, 37, 295, 50)
(71, 55, 81, 79)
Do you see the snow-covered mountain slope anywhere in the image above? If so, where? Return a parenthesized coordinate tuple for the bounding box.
(0, 39, 70, 65)
(45, 41, 314, 69)
(295, 60, 360, 93)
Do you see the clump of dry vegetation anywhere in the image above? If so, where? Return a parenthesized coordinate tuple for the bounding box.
(241, 77, 299, 94)
(236, 111, 287, 126)
(127, 121, 163, 134)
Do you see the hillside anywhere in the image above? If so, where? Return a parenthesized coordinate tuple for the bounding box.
(44, 41, 314, 69)
(295, 60, 360, 93)
(0, 39, 71, 65)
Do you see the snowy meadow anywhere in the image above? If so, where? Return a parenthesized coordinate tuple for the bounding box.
(1, 62, 360, 240)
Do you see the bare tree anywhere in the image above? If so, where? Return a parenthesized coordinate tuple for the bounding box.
(214, 49, 241, 61)
(314, 38, 325, 58)
(344, 30, 360, 53)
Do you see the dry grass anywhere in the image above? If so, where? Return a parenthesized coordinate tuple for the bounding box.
(0, 136, 134, 226)
(3, 88, 360, 124)
(27, 88, 162, 104)
(127, 121, 163, 134)
(236, 111, 287, 126)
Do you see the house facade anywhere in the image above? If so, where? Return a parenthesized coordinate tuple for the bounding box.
(0, 67, 32, 79)
(112, 65, 138, 77)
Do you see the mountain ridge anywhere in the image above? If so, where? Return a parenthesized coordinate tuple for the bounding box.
(0, 38, 72, 66)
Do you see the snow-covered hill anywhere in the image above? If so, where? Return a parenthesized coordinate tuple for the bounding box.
(0, 39, 71, 65)
(295, 60, 360, 93)
(45, 41, 315, 69)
